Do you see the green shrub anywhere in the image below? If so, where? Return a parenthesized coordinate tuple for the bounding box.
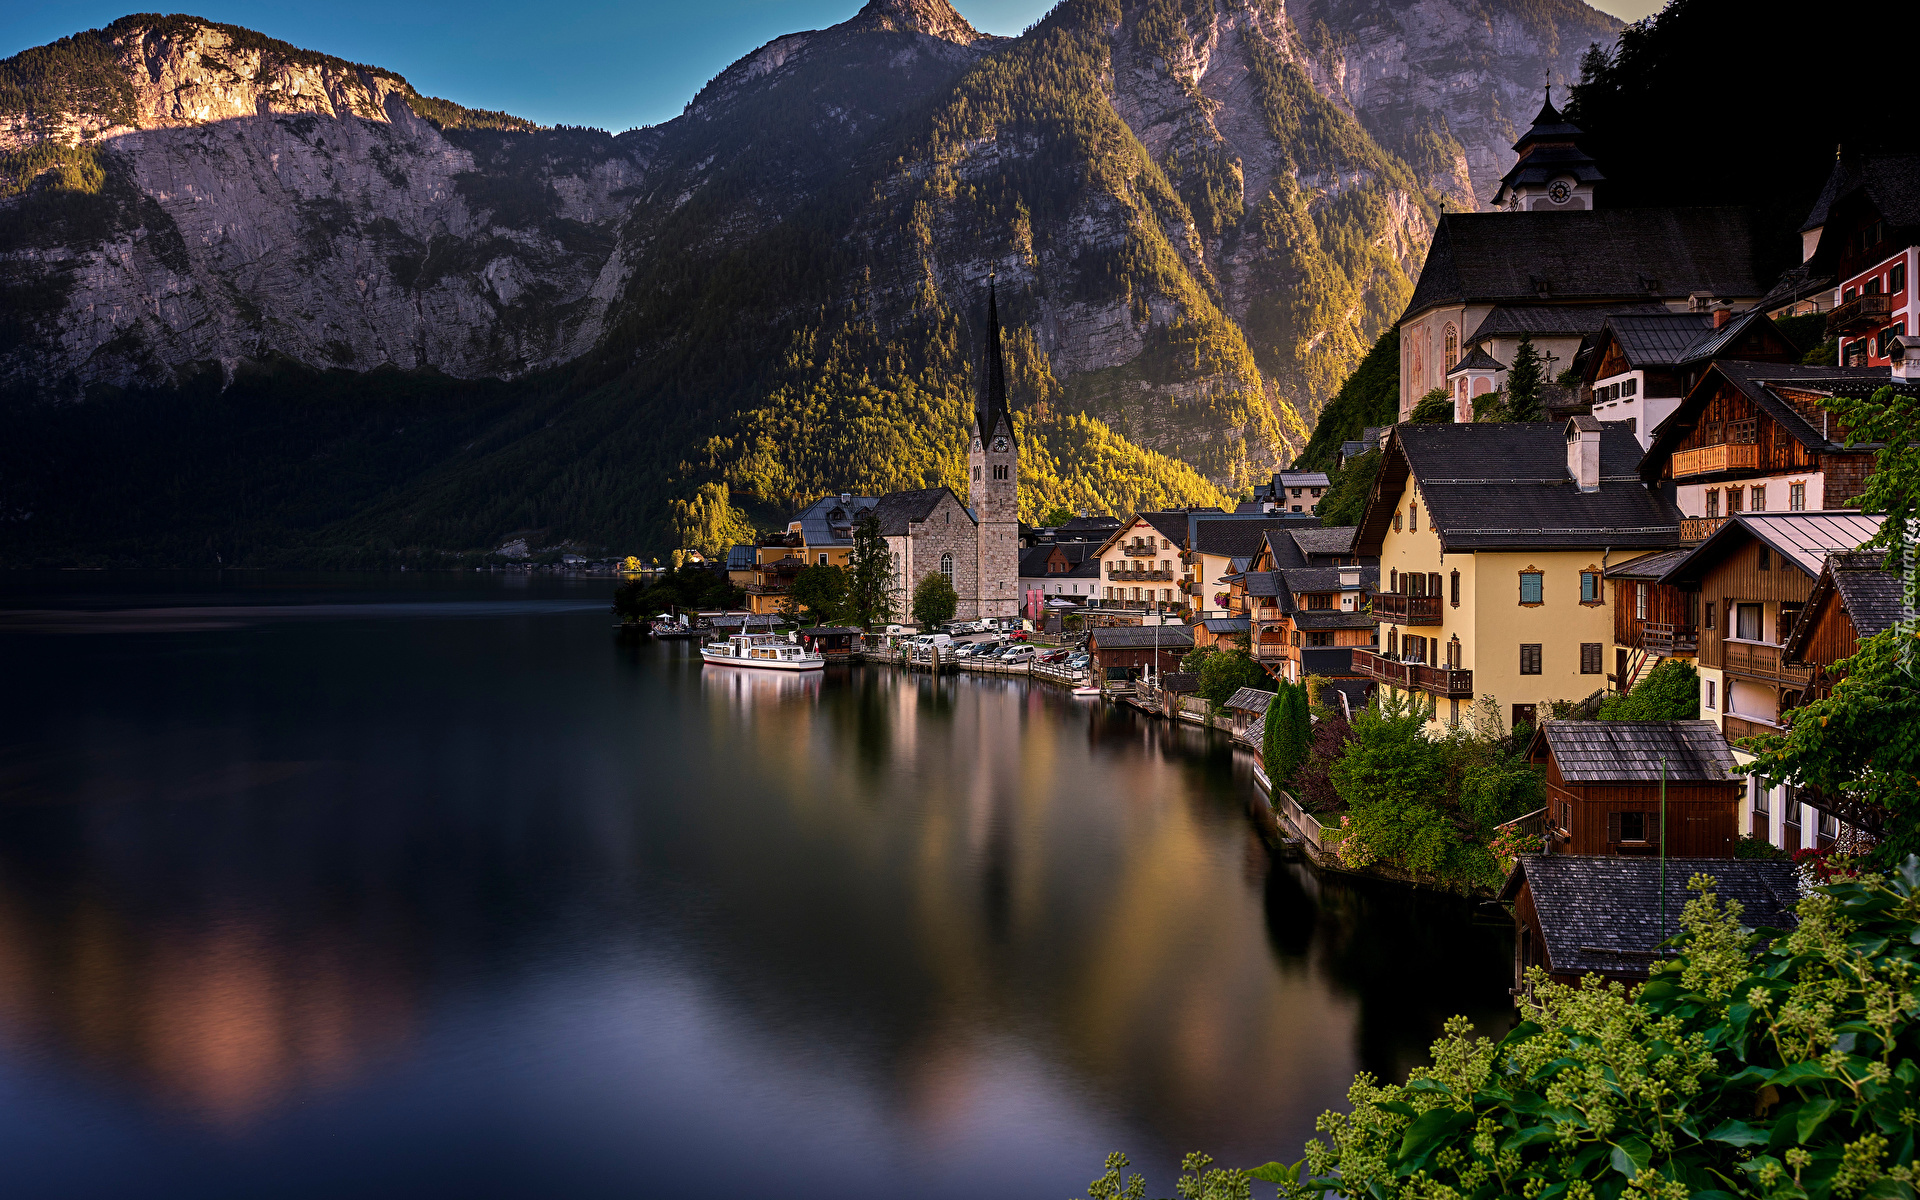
(1600, 657, 1701, 721)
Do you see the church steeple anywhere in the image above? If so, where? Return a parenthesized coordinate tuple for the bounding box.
(1490, 83, 1603, 211)
(977, 274, 1014, 444)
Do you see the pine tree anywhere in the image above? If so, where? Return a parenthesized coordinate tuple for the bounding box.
(1506, 336, 1545, 422)
(1262, 688, 1284, 780)
(847, 514, 893, 630)
(1410, 386, 1454, 423)
(1287, 680, 1313, 777)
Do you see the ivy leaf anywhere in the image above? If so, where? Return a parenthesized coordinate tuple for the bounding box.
(1397, 1108, 1472, 1164)
(1707, 1120, 1772, 1147)
(1502, 1126, 1562, 1152)
(1798, 1098, 1843, 1143)
(1247, 1161, 1299, 1184)
(1610, 1138, 1652, 1179)
(1769, 1062, 1836, 1088)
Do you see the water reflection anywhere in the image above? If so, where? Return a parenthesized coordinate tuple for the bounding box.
(0, 581, 1511, 1199)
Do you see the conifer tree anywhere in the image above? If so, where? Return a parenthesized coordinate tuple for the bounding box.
(1505, 336, 1545, 421)
(847, 514, 893, 630)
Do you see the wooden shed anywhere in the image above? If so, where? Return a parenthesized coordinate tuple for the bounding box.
(1086, 624, 1194, 677)
(1501, 855, 1798, 991)
(1525, 720, 1742, 857)
(801, 626, 865, 661)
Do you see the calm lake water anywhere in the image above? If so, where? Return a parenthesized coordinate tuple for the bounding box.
(0, 574, 1513, 1199)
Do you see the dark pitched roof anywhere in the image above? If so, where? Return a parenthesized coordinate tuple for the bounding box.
(1673, 308, 1775, 364)
(1224, 687, 1274, 713)
(1785, 551, 1905, 664)
(789, 493, 881, 546)
(1277, 470, 1331, 488)
(1290, 526, 1357, 557)
(1598, 312, 1717, 368)
(1802, 152, 1920, 233)
(1089, 625, 1194, 649)
(1604, 547, 1693, 580)
(1447, 345, 1506, 375)
(1278, 565, 1375, 595)
(1357, 424, 1682, 555)
(1530, 719, 1737, 783)
(1018, 546, 1056, 576)
(1202, 616, 1251, 634)
(726, 544, 757, 570)
(1242, 571, 1281, 598)
(1291, 610, 1376, 631)
(1465, 302, 1669, 345)
(1132, 511, 1192, 545)
(1500, 856, 1800, 980)
(1062, 515, 1123, 531)
(1659, 512, 1885, 586)
(1641, 363, 1905, 480)
(1192, 520, 1304, 557)
(1402, 208, 1764, 322)
(869, 487, 969, 536)
(1262, 530, 1307, 570)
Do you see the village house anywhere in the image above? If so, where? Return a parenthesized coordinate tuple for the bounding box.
(1763, 152, 1918, 365)
(1091, 511, 1189, 615)
(1351, 420, 1681, 734)
(1397, 92, 1764, 419)
(1086, 623, 1193, 683)
(1251, 470, 1332, 515)
(1501, 855, 1798, 991)
(1600, 546, 1698, 695)
(1638, 360, 1900, 538)
(1576, 309, 1800, 448)
(1019, 541, 1101, 617)
(1651, 510, 1883, 852)
(1181, 518, 1320, 620)
(1525, 720, 1744, 858)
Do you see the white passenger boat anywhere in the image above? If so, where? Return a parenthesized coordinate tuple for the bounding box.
(700, 632, 825, 671)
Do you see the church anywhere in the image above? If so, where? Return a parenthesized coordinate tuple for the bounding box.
(1395, 88, 1767, 420)
(771, 283, 1020, 622)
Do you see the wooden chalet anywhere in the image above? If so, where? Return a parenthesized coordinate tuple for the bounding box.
(1601, 547, 1697, 694)
(1577, 308, 1797, 449)
(1783, 550, 1905, 696)
(1086, 624, 1193, 679)
(1526, 720, 1743, 857)
(1655, 512, 1882, 744)
(1639, 362, 1896, 543)
(1501, 856, 1798, 989)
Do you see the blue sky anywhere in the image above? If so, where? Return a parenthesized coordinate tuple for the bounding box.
(5, 0, 1663, 132)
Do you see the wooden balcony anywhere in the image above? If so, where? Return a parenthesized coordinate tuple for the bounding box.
(1107, 568, 1173, 582)
(1121, 544, 1161, 557)
(1680, 516, 1727, 542)
(1352, 649, 1473, 697)
(1827, 293, 1893, 335)
(1642, 622, 1698, 655)
(1722, 639, 1811, 686)
(1723, 712, 1782, 742)
(1672, 443, 1760, 478)
(1370, 593, 1443, 625)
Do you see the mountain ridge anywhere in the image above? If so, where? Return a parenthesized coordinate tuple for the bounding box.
(0, 0, 1617, 563)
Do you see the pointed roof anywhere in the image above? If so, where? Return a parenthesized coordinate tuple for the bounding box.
(976, 278, 1014, 445)
(1447, 345, 1506, 375)
(1490, 85, 1605, 208)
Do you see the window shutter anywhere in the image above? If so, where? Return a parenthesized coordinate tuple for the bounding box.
(1607, 811, 1622, 843)
(1430, 572, 1443, 599)
(1450, 570, 1460, 606)
(1647, 810, 1661, 846)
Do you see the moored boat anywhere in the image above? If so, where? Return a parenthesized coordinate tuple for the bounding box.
(700, 632, 825, 671)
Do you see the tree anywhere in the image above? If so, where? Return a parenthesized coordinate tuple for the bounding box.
(1041, 506, 1076, 527)
(911, 570, 958, 629)
(1505, 336, 1545, 421)
(667, 481, 757, 558)
(1262, 686, 1286, 780)
(1293, 703, 1351, 814)
(1599, 657, 1701, 720)
(611, 564, 744, 622)
(785, 563, 848, 625)
(1742, 629, 1920, 866)
(1258, 863, 1920, 1200)
(1196, 648, 1271, 710)
(1471, 388, 1508, 422)
(1410, 386, 1454, 423)
(846, 513, 893, 630)
(1317, 448, 1381, 528)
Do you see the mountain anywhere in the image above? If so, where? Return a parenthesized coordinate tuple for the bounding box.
(0, 0, 1617, 564)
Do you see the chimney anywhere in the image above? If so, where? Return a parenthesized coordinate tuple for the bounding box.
(1891, 335, 1920, 382)
(1565, 415, 1602, 492)
(1711, 301, 1733, 329)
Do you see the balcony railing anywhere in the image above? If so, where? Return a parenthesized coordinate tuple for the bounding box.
(1352, 649, 1473, 697)
(1827, 293, 1893, 335)
(1122, 544, 1160, 557)
(1722, 712, 1781, 742)
(1107, 568, 1173, 582)
(1672, 443, 1761, 478)
(1253, 641, 1287, 662)
(1722, 638, 1812, 686)
(1642, 622, 1698, 655)
(1680, 516, 1727, 542)
(1370, 593, 1443, 625)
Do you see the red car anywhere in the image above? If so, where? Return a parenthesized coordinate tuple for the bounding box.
(1007, 630, 1029, 642)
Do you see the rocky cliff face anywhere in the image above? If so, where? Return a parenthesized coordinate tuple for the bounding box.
(1, 0, 1616, 557)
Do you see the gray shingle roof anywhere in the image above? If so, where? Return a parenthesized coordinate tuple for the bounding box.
(1224, 687, 1274, 713)
(1202, 616, 1251, 634)
(1088, 625, 1195, 649)
(1465, 302, 1670, 345)
(1532, 719, 1737, 783)
(1604, 547, 1693, 580)
(789, 493, 881, 546)
(1278, 565, 1375, 594)
(1672, 307, 1771, 364)
(1192, 520, 1304, 557)
(1830, 554, 1906, 638)
(1448, 345, 1506, 375)
(1290, 526, 1358, 557)
(1501, 856, 1800, 980)
(1598, 312, 1717, 367)
(1243, 571, 1281, 597)
(1292, 610, 1376, 631)
(1359, 424, 1683, 554)
(1403, 208, 1764, 322)
(870, 487, 970, 537)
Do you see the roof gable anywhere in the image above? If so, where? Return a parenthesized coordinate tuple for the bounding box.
(1659, 512, 1885, 586)
(1528, 719, 1737, 783)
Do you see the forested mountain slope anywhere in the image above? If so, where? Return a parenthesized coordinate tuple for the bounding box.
(0, 0, 1615, 563)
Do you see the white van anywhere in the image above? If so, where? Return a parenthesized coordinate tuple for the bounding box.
(911, 633, 953, 648)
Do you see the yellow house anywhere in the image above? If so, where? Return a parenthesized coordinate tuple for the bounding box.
(1352, 419, 1684, 734)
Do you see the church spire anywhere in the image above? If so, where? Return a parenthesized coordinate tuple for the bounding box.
(979, 272, 1012, 442)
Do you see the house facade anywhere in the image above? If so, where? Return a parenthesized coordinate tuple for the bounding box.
(1525, 720, 1743, 858)
(1092, 512, 1188, 613)
(1351, 421, 1681, 734)
(1578, 310, 1799, 448)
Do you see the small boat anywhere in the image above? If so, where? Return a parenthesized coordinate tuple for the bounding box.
(701, 632, 825, 671)
(1070, 683, 1102, 697)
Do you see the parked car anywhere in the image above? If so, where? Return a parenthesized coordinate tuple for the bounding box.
(1038, 648, 1071, 664)
(1001, 645, 1037, 663)
(1006, 630, 1030, 642)
(974, 643, 1006, 659)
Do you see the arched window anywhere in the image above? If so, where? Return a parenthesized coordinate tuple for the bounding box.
(1444, 324, 1458, 372)
(940, 553, 954, 578)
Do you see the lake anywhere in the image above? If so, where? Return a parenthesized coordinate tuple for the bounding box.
(0, 574, 1513, 1199)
